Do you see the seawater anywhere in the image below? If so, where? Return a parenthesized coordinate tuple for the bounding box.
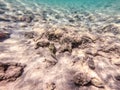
(2, 0, 120, 28)
(4, 0, 120, 15)
(36, 0, 120, 14)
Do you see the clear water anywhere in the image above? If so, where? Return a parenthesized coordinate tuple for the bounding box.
(4, 0, 120, 15)
(2, 0, 120, 28)
(36, 0, 120, 12)
(31, 0, 120, 14)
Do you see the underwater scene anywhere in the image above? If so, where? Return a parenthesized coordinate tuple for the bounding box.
(0, 0, 120, 90)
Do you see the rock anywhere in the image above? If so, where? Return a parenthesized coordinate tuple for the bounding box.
(48, 43, 57, 54)
(46, 30, 63, 41)
(69, 19, 75, 23)
(5, 66, 22, 80)
(91, 78, 104, 88)
(104, 45, 120, 53)
(60, 36, 74, 45)
(80, 36, 93, 45)
(61, 35, 93, 49)
(0, 31, 10, 41)
(42, 10, 47, 21)
(25, 15, 34, 23)
(74, 15, 82, 21)
(101, 24, 120, 35)
(115, 19, 120, 24)
(114, 62, 120, 66)
(44, 57, 57, 68)
(19, 23, 28, 27)
(46, 82, 56, 90)
(0, 62, 26, 82)
(59, 43, 72, 53)
(85, 48, 98, 56)
(115, 75, 120, 81)
(0, 9, 5, 14)
(0, 17, 10, 22)
(87, 15, 95, 21)
(55, 14, 61, 19)
(73, 72, 91, 86)
(0, 73, 4, 81)
(0, 3, 6, 9)
(87, 58, 95, 70)
(18, 14, 34, 23)
(35, 39, 50, 49)
(24, 31, 36, 39)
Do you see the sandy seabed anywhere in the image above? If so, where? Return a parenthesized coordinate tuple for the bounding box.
(0, 0, 120, 90)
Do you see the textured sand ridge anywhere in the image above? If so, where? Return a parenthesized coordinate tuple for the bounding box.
(0, 0, 120, 90)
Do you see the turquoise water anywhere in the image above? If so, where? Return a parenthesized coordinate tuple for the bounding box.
(30, 0, 120, 14)
(4, 0, 120, 15)
(2, 0, 120, 27)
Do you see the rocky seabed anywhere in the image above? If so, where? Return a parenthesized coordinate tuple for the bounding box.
(0, 0, 120, 90)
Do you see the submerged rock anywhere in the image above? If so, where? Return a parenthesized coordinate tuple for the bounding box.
(73, 72, 91, 86)
(35, 39, 50, 49)
(59, 43, 72, 53)
(31, 27, 120, 89)
(0, 62, 26, 82)
(68, 19, 75, 23)
(87, 57, 95, 70)
(0, 17, 10, 22)
(115, 74, 120, 81)
(48, 43, 57, 54)
(46, 29, 63, 42)
(0, 31, 10, 41)
(101, 24, 120, 35)
(91, 78, 104, 88)
(115, 19, 120, 24)
(0, 2, 6, 9)
(43, 54, 58, 68)
(45, 82, 56, 90)
(24, 31, 37, 39)
(18, 14, 34, 23)
(0, 9, 5, 14)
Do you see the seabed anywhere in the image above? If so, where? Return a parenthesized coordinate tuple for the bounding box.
(0, 0, 120, 90)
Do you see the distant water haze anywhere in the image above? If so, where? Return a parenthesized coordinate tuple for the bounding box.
(4, 0, 120, 15)
(31, 0, 120, 14)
